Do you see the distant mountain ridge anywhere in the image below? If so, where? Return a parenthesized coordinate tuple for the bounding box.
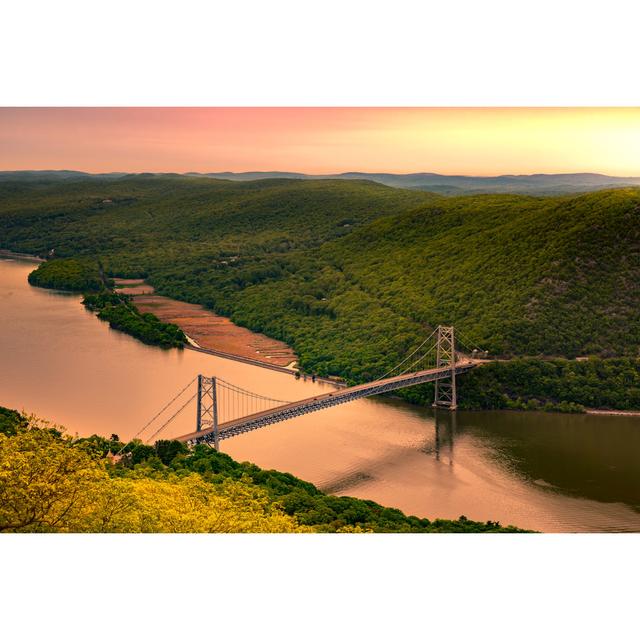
(2, 169, 640, 195)
(189, 171, 640, 194)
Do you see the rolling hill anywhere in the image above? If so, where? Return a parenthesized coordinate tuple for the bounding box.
(1, 175, 639, 392)
(2, 169, 640, 195)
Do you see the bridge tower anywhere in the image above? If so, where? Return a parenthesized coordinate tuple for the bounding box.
(432, 325, 457, 410)
(196, 375, 220, 450)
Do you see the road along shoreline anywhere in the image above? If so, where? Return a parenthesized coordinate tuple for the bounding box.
(113, 279, 345, 387)
(585, 409, 640, 417)
(0, 249, 45, 262)
(183, 344, 345, 386)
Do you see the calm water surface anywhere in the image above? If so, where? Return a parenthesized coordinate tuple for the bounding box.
(1, 257, 639, 532)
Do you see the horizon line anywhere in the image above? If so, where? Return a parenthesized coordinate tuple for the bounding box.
(3, 168, 640, 179)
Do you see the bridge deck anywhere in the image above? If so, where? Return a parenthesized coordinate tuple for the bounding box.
(176, 362, 476, 444)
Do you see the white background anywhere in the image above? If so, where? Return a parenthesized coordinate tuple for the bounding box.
(1, 1, 639, 638)
(3, 0, 640, 106)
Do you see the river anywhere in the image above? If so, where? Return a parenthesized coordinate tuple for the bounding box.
(1, 257, 639, 532)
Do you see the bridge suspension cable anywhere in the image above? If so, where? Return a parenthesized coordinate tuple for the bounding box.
(145, 390, 199, 443)
(216, 378, 290, 403)
(209, 377, 291, 427)
(396, 340, 439, 377)
(374, 326, 439, 381)
(455, 328, 489, 357)
(116, 376, 198, 454)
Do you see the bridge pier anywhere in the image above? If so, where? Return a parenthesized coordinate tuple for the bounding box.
(196, 374, 220, 450)
(432, 326, 458, 410)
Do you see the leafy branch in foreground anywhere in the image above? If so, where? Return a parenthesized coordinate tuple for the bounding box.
(0, 414, 303, 533)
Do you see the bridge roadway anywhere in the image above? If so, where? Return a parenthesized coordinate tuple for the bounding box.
(176, 361, 476, 445)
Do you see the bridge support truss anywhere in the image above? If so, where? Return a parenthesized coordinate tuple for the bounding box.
(432, 325, 457, 410)
(196, 374, 220, 450)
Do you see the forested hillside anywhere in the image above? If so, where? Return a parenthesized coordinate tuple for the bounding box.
(27, 256, 107, 291)
(1, 176, 639, 389)
(0, 175, 432, 265)
(325, 188, 640, 359)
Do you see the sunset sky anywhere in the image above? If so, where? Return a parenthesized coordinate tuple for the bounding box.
(2, 107, 640, 176)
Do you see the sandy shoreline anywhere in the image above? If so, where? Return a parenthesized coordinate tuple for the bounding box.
(115, 278, 299, 370)
(585, 409, 640, 417)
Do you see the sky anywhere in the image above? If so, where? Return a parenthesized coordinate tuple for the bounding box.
(1, 107, 640, 176)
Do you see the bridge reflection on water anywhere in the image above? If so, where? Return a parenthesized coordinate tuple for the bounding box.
(315, 404, 640, 532)
(433, 410, 457, 464)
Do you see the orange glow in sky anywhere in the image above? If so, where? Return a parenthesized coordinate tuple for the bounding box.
(1, 107, 640, 176)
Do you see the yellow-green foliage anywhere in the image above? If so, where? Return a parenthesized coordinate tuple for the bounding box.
(93, 475, 306, 533)
(0, 409, 526, 533)
(0, 422, 306, 533)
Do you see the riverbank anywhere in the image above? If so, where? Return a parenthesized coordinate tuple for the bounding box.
(0, 405, 528, 533)
(114, 278, 300, 370)
(183, 345, 344, 386)
(0, 249, 45, 262)
(9, 256, 341, 383)
(586, 409, 640, 417)
(24, 259, 187, 348)
(128, 288, 346, 384)
(452, 356, 640, 414)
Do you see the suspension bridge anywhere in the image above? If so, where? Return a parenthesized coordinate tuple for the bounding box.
(129, 326, 487, 450)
